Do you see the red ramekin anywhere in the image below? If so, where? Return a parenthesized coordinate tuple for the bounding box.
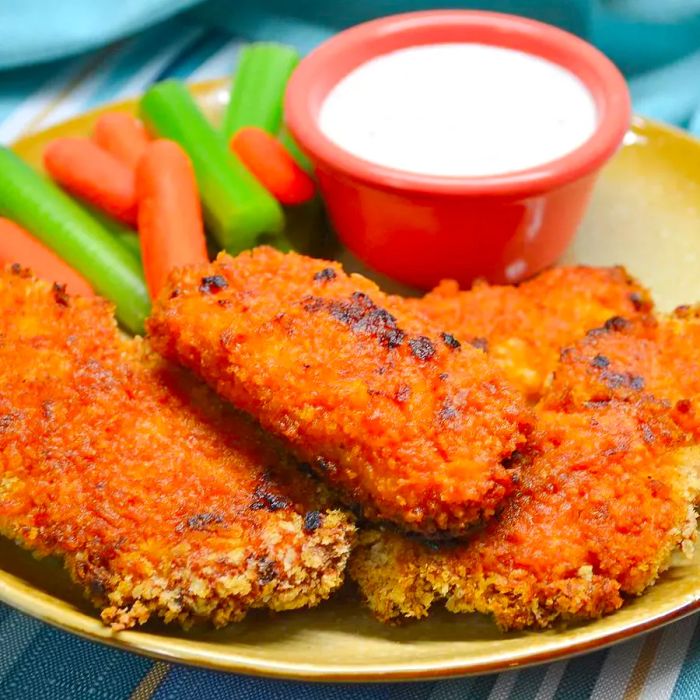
(285, 10, 631, 288)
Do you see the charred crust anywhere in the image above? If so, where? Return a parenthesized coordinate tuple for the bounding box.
(502, 449, 524, 469)
(302, 296, 324, 313)
(199, 275, 228, 294)
(257, 557, 278, 585)
(303, 510, 322, 532)
(437, 401, 458, 422)
(316, 456, 335, 473)
(630, 375, 645, 390)
(249, 486, 290, 512)
(313, 267, 337, 282)
(0, 412, 16, 432)
(89, 579, 107, 599)
(440, 332, 461, 350)
(297, 461, 316, 478)
(408, 336, 436, 361)
(604, 316, 630, 332)
(395, 384, 411, 403)
(591, 354, 610, 369)
(601, 370, 645, 391)
(169, 288, 181, 299)
(52, 283, 69, 307)
(585, 399, 611, 409)
(10, 262, 22, 275)
(629, 291, 649, 311)
(177, 512, 225, 532)
(308, 292, 406, 349)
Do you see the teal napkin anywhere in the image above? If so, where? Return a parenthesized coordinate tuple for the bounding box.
(1, 1, 700, 133)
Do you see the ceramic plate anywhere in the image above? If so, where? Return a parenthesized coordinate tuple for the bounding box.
(2, 81, 700, 681)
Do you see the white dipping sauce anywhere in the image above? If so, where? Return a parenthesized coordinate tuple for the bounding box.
(319, 43, 598, 177)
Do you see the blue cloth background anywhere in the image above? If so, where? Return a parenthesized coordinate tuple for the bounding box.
(1, 0, 700, 131)
(1, 2, 700, 699)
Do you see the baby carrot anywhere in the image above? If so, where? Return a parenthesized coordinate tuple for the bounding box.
(92, 112, 150, 170)
(223, 43, 300, 138)
(44, 137, 137, 225)
(140, 80, 284, 252)
(230, 126, 315, 205)
(0, 217, 94, 296)
(136, 140, 209, 299)
(0, 147, 149, 334)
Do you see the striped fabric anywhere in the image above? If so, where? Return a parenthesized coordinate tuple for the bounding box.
(0, 18, 699, 700)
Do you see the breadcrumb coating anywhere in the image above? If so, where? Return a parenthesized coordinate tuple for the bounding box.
(0, 266, 354, 630)
(544, 308, 700, 439)
(148, 247, 533, 535)
(351, 283, 700, 630)
(351, 402, 700, 629)
(408, 266, 652, 401)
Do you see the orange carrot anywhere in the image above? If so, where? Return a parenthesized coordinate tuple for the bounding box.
(230, 126, 315, 205)
(136, 139, 209, 299)
(0, 217, 93, 296)
(92, 112, 150, 170)
(44, 137, 137, 225)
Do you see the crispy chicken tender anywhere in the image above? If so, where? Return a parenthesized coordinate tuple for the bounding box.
(148, 247, 533, 535)
(408, 266, 652, 400)
(351, 402, 700, 629)
(0, 266, 354, 630)
(544, 308, 700, 438)
(351, 304, 700, 630)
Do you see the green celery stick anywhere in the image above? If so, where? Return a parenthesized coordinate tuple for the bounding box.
(0, 147, 150, 334)
(112, 229, 142, 261)
(279, 126, 313, 173)
(223, 43, 300, 137)
(140, 80, 285, 252)
(78, 201, 142, 263)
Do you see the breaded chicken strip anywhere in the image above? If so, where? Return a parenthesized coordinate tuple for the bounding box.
(544, 308, 700, 438)
(148, 247, 533, 535)
(408, 267, 652, 400)
(351, 402, 700, 629)
(0, 266, 354, 630)
(351, 309, 700, 629)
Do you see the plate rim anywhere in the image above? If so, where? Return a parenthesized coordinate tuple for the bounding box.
(3, 82, 700, 682)
(2, 563, 700, 682)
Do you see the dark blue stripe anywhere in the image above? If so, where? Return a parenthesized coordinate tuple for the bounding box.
(466, 672, 499, 698)
(154, 664, 435, 700)
(0, 603, 11, 627)
(0, 621, 151, 700)
(670, 616, 700, 700)
(510, 663, 550, 697)
(554, 649, 608, 700)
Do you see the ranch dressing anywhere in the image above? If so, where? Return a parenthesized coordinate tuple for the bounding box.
(319, 43, 598, 177)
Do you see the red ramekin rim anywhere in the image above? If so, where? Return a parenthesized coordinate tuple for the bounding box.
(285, 10, 631, 197)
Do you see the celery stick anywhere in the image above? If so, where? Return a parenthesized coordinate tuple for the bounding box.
(112, 229, 142, 261)
(140, 80, 285, 252)
(0, 147, 149, 334)
(279, 126, 313, 173)
(223, 43, 300, 138)
(78, 202, 142, 263)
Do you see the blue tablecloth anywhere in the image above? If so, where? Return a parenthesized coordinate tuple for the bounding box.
(1, 5, 700, 699)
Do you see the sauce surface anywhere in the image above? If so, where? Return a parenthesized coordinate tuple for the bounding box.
(319, 43, 598, 177)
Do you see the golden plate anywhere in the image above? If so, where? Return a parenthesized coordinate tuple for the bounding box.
(2, 81, 700, 681)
